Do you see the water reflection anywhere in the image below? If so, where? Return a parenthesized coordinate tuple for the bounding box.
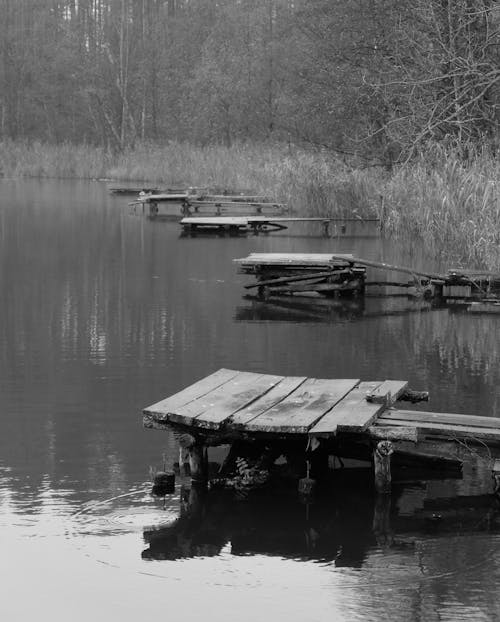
(235, 295, 439, 323)
(141, 471, 500, 566)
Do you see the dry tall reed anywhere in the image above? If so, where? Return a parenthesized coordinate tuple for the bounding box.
(2, 139, 499, 269)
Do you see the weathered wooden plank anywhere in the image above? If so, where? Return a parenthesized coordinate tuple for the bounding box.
(199, 195, 268, 202)
(139, 193, 190, 202)
(230, 376, 308, 428)
(143, 368, 240, 422)
(376, 418, 500, 442)
(448, 268, 500, 279)
(168, 371, 284, 429)
(368, 426, 419, 443)
(308, 381, 382, 436)
(182, 217, 251, 225)
(235, 253, 354, 266)
(245, 378, 360, 433)
(380, 409, 500, 429)
(366, 380, 409, 404)
(189, 201, 285, 209)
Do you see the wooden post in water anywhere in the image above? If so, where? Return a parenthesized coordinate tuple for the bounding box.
(189, 442, 208, 483)
(373, 440, 394, 493)
(372, 492, 393, 546)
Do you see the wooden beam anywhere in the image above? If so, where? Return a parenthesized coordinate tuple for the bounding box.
(381, 409, 500, 429)
(329, 254, 445, 281)
(366, 380, 409, 404)
(376, 418, 500, 443)
(368, 426, 419, 443)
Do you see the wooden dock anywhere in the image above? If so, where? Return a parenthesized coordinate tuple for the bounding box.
(180, 216, 375, 235)
(235, 253, 500, 304)
(143, 368, 500, 494)
(235, 253, 367, 297)
(131, 190, 288, 218)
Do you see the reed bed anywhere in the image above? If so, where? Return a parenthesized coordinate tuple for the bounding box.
(108, 141, 380, 217)
(383, 147, 500, 270)
(1, 139, 500, 269)
(0, 140, 110, 179)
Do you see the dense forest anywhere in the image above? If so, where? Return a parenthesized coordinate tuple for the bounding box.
(1, 0, 499, 166)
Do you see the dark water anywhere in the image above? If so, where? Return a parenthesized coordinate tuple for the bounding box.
(1, 179, 500, 621)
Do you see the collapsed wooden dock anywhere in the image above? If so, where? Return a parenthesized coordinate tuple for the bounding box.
(130, 189, 287, 218)
(235, 253, 500, 306)
(143, 368, 500, 495)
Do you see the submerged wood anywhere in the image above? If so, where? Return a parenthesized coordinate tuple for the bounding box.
(244, 269, 351, 289)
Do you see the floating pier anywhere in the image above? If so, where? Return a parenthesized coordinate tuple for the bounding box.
(235, 253, 500, 304)
(180, 216, 377, 236)
(143, 368, 500, 495)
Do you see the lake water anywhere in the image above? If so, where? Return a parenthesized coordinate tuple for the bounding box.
(1, 179, 500, 622)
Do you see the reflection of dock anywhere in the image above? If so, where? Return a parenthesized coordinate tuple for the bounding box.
(142, 479, 500, 563)
(235, 294, 440, 323)
(143, 368, 500, 495)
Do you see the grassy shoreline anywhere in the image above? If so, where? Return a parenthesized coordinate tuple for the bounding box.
(1, 139, 499, 270)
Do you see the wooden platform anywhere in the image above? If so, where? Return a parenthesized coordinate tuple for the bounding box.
(180, 216, 378, 235)
(181, 216, 287, 232)
(143, 368, 408, 434)
(144, 368, 500, 444)
(143, 369, 500, 492)
(235, 253, 500, 303)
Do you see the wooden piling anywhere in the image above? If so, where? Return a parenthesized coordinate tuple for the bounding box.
(298, 460, 316, 497)
(372, 492, 393, 546)
(189, 443, 208, 483)
(373, 440, 394, 493)
(492, 459, 500, 494)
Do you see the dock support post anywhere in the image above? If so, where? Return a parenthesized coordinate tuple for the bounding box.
(298, 460, 316, 498)
(372, 493, 393, 546)
(189, 443, 208, 484)
(373, 440, 394, 494)
(492, 459, 500, 494)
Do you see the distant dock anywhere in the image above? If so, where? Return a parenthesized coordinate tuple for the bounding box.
(143, 368, 500, 495)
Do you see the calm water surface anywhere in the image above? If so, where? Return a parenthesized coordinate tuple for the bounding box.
(1, 179, 500, 621)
